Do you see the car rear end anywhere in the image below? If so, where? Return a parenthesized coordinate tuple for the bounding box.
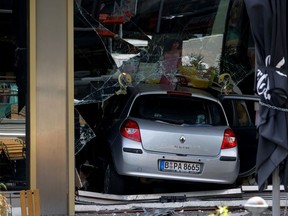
(111, 87, 240, 184)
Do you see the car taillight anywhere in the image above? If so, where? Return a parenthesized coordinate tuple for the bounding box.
(221, 129, 237, 149)
(120, 119, 141, 142)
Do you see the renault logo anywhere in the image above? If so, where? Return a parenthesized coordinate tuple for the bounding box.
(179, 135, 186, 143)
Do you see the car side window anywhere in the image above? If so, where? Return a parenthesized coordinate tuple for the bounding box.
(104, 94, 129, 118)
(235, 101, 251, 126)
(222, 99, 253, 127)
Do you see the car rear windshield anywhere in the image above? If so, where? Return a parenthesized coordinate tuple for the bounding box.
(129, 94, 226, 126)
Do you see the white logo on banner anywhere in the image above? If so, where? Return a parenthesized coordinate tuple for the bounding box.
(257, 68, 271, 100)
(256, 55, 286, 100)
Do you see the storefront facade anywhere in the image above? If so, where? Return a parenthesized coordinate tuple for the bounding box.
(0, 0, 255, 214)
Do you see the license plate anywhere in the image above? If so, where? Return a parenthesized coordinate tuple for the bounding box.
(159, 160, 201, 173)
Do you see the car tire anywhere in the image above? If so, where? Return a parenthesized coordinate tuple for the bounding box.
(103, 162, 125, 195)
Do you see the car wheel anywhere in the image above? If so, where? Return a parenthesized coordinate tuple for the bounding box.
(103, 162, 125, 195)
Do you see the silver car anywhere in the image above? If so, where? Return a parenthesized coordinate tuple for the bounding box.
(93, 84, 240, 194)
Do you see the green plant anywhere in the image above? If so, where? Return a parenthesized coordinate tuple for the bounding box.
(189, 54, 205, 69)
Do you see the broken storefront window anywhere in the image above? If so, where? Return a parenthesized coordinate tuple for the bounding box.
(74, 0, 255, 156)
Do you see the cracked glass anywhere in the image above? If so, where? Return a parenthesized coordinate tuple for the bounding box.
(74, 0, 255, 157)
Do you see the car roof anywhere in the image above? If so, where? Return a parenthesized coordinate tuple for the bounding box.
(129, 83, 219, 101)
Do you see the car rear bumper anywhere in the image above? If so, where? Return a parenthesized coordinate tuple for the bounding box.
(113, 148, 240, 184)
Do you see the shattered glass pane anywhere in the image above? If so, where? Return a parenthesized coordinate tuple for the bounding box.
(74, 0, 255, 153)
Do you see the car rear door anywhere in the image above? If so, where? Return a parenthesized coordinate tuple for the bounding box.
(219, 94, 260, 178)
(129, 92, 229, 157)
